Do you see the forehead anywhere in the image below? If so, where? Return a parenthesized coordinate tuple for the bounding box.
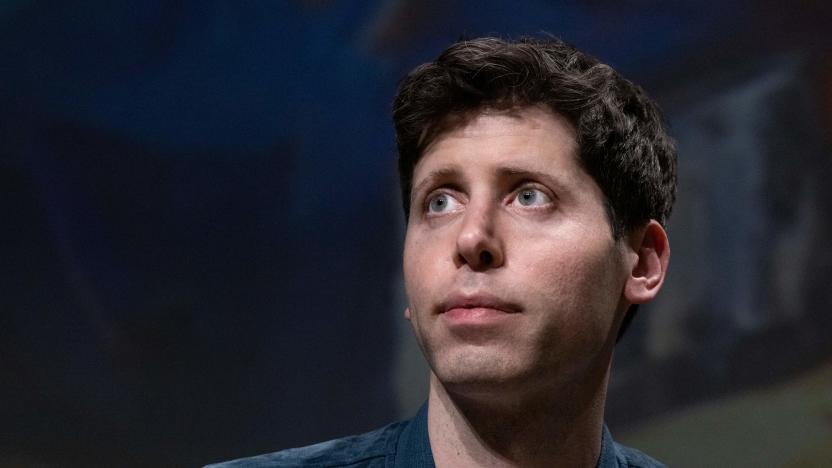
(434, 106, 574, 139)
(414, 106, 580, 184)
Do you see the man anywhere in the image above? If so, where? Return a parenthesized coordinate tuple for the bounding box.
(209, 36, 675, 468)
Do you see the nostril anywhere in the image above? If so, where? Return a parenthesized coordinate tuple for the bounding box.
(479, 250, 493, 266)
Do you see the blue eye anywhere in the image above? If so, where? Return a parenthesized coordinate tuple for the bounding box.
(516, 188, 550, 206)
(427, 193, 459, 214)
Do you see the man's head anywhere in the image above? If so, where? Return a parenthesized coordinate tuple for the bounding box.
(394, 37, 676, 402)
(394, 38, 676, 402)
(395, 37, 676, 352)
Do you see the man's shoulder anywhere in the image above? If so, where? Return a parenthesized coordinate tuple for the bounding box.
(611, 441, 666, 468)
(204, 420, 407, 468)
(600, 424, 665, 468)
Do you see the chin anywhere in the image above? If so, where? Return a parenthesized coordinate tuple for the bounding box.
(431, 349, 535, 396)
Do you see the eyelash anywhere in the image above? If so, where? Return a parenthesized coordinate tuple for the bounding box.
(510, 184, 553, 207)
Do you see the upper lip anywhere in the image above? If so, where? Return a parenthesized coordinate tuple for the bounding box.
(438, 292, 522, 314)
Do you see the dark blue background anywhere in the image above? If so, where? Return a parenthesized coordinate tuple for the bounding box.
(3, 1, 831, 466)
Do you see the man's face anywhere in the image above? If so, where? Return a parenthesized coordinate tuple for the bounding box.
(403, 106, 631, 397)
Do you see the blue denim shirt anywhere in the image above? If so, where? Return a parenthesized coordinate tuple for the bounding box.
(206, 404, 665, 467)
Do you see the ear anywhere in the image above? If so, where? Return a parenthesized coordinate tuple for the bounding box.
(623, 220, 670, 304)
(404, 307, 412, 320)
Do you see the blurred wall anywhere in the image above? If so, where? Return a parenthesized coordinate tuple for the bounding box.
(2, 1, 830, 467)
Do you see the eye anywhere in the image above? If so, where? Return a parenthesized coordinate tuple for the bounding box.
(514, 187, 552, 207)
(426, 192, 461, 214)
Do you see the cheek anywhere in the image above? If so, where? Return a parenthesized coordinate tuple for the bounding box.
(403, 237, 437, 310)
(527, 239, 624, 330)
(402, 240, 442, 354)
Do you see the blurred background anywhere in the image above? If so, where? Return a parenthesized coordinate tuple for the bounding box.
(2, 1, 831, 467)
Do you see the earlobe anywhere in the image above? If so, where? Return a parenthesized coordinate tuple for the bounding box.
(623, 220, 670, 304)
(404, 307, 412, 320)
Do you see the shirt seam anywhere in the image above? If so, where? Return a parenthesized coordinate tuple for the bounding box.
(318, 453, 388, 467)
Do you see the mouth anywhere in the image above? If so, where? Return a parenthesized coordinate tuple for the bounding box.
(438, 293, 522, 326)
(440, 292, 521, 313)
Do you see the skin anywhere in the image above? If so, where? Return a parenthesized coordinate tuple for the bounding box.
(402, 106, 669, 467)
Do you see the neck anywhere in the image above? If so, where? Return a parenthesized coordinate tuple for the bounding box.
(426, 365, 610, 468)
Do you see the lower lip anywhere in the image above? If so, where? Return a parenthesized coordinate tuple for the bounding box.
(442, 307, 516, 326)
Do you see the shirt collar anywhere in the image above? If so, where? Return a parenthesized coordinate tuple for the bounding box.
(597, 424, 621, 467)
(395, 402, 621, 468)
(393, 402, 435, 468)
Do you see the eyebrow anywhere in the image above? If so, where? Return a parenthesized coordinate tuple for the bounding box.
(498, 166, 550, 180)
(411, 164, 571, 201)
(497, 166, 569, 193)
(411, 166, 461, 201)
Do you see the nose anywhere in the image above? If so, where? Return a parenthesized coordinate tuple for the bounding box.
(455, 202, 504, 271)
